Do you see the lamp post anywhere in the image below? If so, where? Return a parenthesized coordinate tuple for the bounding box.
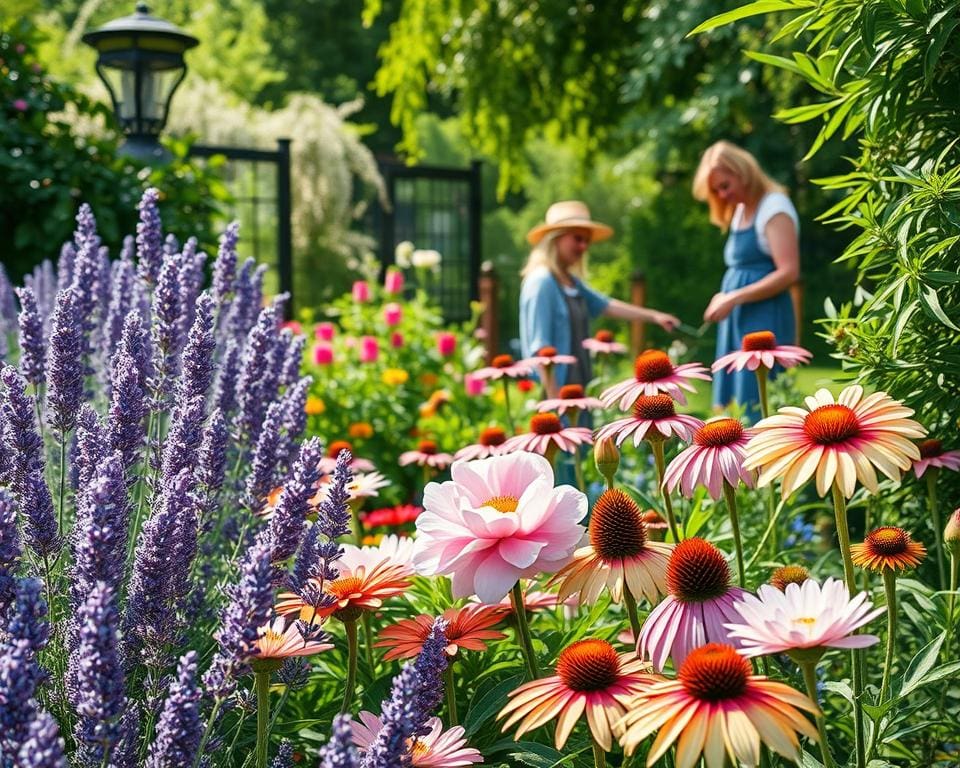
(82, 2, 198, 161)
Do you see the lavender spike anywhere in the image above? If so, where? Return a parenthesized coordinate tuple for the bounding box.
(145, 651, 202, 768)
(319, 714, 359, 768)
(212, 221, 240, 305)
(137, 188, 164, 286)
(262, 437, 322, 564)
(0, 489, 21, 616)
(16, 286, 45, 387)
(44, 288, 84, 436)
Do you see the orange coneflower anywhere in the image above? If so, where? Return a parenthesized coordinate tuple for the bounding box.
(498, 638, 656, 750)
(851, 526, 926, 572)
(615, 643, 819, 767)
(374, 603, 509, 661)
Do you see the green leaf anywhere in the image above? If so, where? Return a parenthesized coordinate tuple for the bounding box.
(919, 285, 960, 331)
(688, 1, 806, 36)
(462, 673, 524, 737)
(900, 631, 946, 697)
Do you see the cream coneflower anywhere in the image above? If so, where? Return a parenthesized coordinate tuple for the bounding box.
(594, 394, 703, 448)
(498, 638, 656, 751)
(535, 384, 604, 416)
(615, 643, 819, 768)
(399, 440, 455, 470)
(454, 426, 509, 461)
(600, 349, 711, 409)
(502, 413, 593, 458)
(712, 330, 812, 373)
(583, 329, 628, 355)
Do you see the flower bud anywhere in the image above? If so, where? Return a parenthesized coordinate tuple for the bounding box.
(384, 267, 404, 294)
(352, 280, 370, 303)
(594, 436, 620, 486)
(383, 302, 402, 326)
(945, 508, 960, 556)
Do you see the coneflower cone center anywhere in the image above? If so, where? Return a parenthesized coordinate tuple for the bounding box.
(590, 490, 647, 559)
(694, 418, 743, 447)
(492, 354, 514, 368)
(634, 350, 674, 382)
(596, 330, 615, 343)
(556, 639, 621, 691)
(866, 526, 909, 555)
(742, 331, 777, 351)
(560, 384, 585, 399)
(536, 345, 558, 357)
(327, 440, 353, 458)
(770, 565, 810, 591)
(531, 413, 563, 434)
(417, 440, 438, 455)
(667, 539, 730, 602)
(632, 394, 676, 421)
(804, 404, 860, 445)
(680, 644, 750, 701)
(919, 439, 943, 458)
(479, 427, 507, 446)
(484, 495, 519, 514)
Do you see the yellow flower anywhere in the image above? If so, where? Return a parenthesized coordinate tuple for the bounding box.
(381, 368, 410, 386)
(304, 395, 325, 415)
(348, 422, 374, 439)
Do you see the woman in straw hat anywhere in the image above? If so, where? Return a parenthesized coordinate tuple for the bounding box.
(519, 200, 680, 397)
(692, 141, 800, 420)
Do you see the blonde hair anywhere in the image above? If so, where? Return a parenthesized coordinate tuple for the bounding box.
(520, 230, 589, 280)
(692, 141, 786, 229)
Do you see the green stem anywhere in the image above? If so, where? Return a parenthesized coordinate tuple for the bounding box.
(801, 661, 836, 768)
(722, 481, 745, 587)
(927, 471, 947, 591)
(650, 440, 680, 541)
(340, 618, 359, 714)
(361, 612, 376, 674)
(192, 700, 224, 768)
(623, 586, 642, 640)
(255, 670, 272, 768)
(592, 738, 606, 768)
(57, 434, 66, 534)
(746, 495, 785, 571)
(949, 553, 958, 633)
(755, 366, 769, 420)
(510, 581, 540, 680)
(502, 379, 515, 434)
(128, 410, 156, 564)
(444, 664, 458, 726)
(879, 570, 897, 705)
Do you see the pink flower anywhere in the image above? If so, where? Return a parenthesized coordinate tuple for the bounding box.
(312, 343, 333, 366)
(472, 354, 533, 381)
(389, 331, 404, 349)
(351, 712, 483, 766)
(601, 349, 711, 409)
(712, 330, 812, 373)
(912, 438, 960, 478)
(317, 440, 376, 474)
(315, 322, 335, 341)
(12, 98, 29, 112)
(454, 426, 508, 461)
(518, 345, 578, 369)
(436, 331, 457, 357)
(384, 267, 404, 295)
(535, 384, 603, 416)
(582, 329, 628, 355)
(383, 302, 402, 326)
(464, 373, 486, 397)
(359, 335, 379, 363)
(281, 320, 302, 334)
(253, 617, 334, 659)
(399, 440, 455, 470)
(412, 453, 587, 602)
(663, 417, 755, 500)
(502, 413, 593, 457)
(595, 394, 703, 449)
(352, 280, 371, 303)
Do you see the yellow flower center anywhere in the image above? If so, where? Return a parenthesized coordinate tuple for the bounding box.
(484, 495, 519, 514)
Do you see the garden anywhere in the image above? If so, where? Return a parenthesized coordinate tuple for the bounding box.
(1, 1, 959, 767)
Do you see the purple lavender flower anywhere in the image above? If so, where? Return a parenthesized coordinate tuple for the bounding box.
(100, 255, 136, 383)
(117, 313, 154, 403)
(44, 288, 85, 436)
(73, 405, 107, 493)
(137, 188, 164, 286)
(19, 470, 61, 560)
(160, 395, 206, 483)
(410, 619, 449, 737)
(243, 400, 285, 512)
(108, 351, 147, 481)
(178, 241, 207, 341)
(212, 221, 240, 305)
(145, 651, 202, 768)
(233, 301, 284, 447)
(203, 539, 274, 700)
(262, 437, 322, 564)
(72, 581, 128, 768)
(56, 242, 77, 295)
(278, 329, 305, 389)
(0, 263, 18, 335)
(177, 292, 216, 403)
(279, 376, 312, 465)
(163, 233, 180, 256)
(25, 258, 56, 332)
(17, 711, 68, 768)
(269, 740, 294, 768)
(212, 338, 241, 417)
(150, 253, 185, 404)
(0, 489, 21, 616)
(1, 364, 45, 489)
(73, 202, 100, 254)
(196, 408, 229, 499)
(15, 286, 45, 387)
(319, 714, 359, 768)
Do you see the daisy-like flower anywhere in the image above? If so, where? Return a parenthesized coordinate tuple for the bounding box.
(454, 426, 509, 461)
(518, 345, 578, 368)
(711, 330, 812, 373)
(351, 713, 483, 767)
(535, 384, 604, 415)
(615, 643, 819, 767)
(355, 533, 417, 569)
(498, 639, 656, 750)
(412, 452, 587, 603)
(253, 617, 334, 660)
(663, 417, 755, 500)
(595, 394, 704, 449)
(361, 504, 422, 529)
(582, 329, 628, 355)
(317, 440, 375, 474)
(375, 603, 509, 661)
(851, 526, 926, 572)
(744, 385, 926, 499)
(637, 538, 747, 670)
(549, 489, 673, 605)
(399, 440, 455, 470)
(600, 349, 711, 409)
(912, 438, 960, 478)
(471, 354, 533, 381)
(724, 577, 883, 659)
(343, 471, 390, 500)
(502, 413, 593, 457)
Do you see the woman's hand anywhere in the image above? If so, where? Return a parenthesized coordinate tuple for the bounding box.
(703, 292, 738, 322)
(652, 311, 681, 332)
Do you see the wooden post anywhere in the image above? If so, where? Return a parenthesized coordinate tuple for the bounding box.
(789, 279, 804, 345)
(479, 260, 499, 363)
(630, 271, 647, 356)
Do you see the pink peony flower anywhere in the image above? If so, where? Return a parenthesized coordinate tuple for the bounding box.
(352, 280, 371, 303)
(383, 302, 402, 326)
(312, 343, 333, 366)
(359, 335, 379, 363)
(412, 453, 587, 603)
(384, 267, 404, 294)
(712, 330, 812, 374)
(315, 322, 335, 341)
(436, 331, 457, 357)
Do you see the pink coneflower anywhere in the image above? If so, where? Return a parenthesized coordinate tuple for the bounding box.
(253, 617, 334, 659)
(912, 438, 960, 478)
(663, 417, 755, 500)
(582, 329, 628, 355)
(412, 452, 587, 603)
(600, 349, 710, 409)
(375, 603, 508, 660)
(637, 538, 746, 671)
(724, 577, 883, 659)
(454, 426, 509, 461)
(498, 638, 656, 750)
(317, 441, 376, 474)
(744, 385, 926, 499)
(595, 394, 703, 449)
(615, 643, 819, 767)
(502, 413, 593, 457)
(518, 345, 578, 368)
(351, 713, 483, 766)
(712, 330, 812, 373)
(399, 440, 455, 469)
(471, 354, 533, 381)
(535, 384, 604, 415)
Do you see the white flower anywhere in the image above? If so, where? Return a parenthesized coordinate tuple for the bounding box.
(394, 240, 414, 268)
(411, 248, 442, 270)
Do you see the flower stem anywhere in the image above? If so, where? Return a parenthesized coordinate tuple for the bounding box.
(623, 585, 642, 640)
(949, 553, 958, 633)
(800, 661, 836, 768)
(255, 669, 272, 768)
(879, 569, 897, 704)
(57, 434, 66, 534)
(510, 581, 540, 680)
(340, 619, 359, 714)
(755, 366, 769, 420)
(573, 447, 587, 494)
(361, 612, 376, 675)
(192, 700, 224, 768)
(926, 470, 947, 590)
(592, 739, 606, 768)
(722, 481, 745, 587)
(502, 379, 515, 434)
(651, 441, 680, 542)
(444, 663, 458, 726)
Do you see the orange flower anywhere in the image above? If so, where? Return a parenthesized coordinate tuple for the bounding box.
(375, 604, 509, 661)
(348, 422, 374, 440)
(851, 526, 926, 572)
(304, 395, 325, 416)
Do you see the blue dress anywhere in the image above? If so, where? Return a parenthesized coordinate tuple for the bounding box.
(713, 216, 795, 422)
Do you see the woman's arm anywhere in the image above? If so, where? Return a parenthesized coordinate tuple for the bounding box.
(703, 213, 800, 322)
(603, 299, 680, 331)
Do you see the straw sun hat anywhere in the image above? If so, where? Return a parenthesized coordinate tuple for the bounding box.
(526, 200, 614, 245)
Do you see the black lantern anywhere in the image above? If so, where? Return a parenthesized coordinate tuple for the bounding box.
(82, 2, 198, 160)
